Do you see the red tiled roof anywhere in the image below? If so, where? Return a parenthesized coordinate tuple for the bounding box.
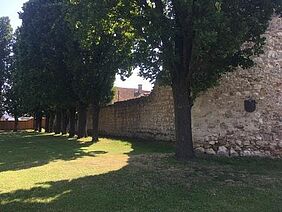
(113, 87, 151, 103)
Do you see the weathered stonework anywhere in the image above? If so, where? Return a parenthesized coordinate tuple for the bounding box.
(88, 86, 176, 141)
(192, 16, 282, 157)
(88, 16, 282, 158)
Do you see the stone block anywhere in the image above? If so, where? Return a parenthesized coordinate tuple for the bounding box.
(217, 146, 229, 156)
(230, 148, 239, 157)
(205, 148, 216, 155)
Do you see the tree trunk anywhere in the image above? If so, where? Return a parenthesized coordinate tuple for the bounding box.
(49, 112, 55, 133)
(34, 112, 39, 132)
(61, 109, 68, 135)
(69, 106, 76, 138)
(38, 113, 42, 133)
(35, 112, 42, 132)
(33, 114, 37, 131)
(45, 113, 50, 133)
(172, 82, 195, 160)
(91, 102, 100, 142)
(54, 109, 62, 134)
(170, 10, 195, 160)
(13, 115, 18, 132)
(77, 102, 87, 139)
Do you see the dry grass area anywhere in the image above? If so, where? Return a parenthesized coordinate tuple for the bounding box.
(0, 132, 282, 211)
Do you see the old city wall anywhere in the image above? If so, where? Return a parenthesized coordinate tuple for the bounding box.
(88, 86, 176, 141)
(87, 16, 282, 157)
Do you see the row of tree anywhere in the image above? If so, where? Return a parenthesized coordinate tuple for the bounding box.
(0, 0, 281, 160)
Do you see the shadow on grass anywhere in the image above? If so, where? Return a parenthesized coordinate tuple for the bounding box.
(0, 132, 101, 172)
(1, 153, 282, 211)
(0, 132, 282, 211)
(0, 131, 174, 173)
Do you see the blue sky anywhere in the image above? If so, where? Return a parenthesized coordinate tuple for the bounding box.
(0, 0, 27, 31)
(0, 0, 153, 91)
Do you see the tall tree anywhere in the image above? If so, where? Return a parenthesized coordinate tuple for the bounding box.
(66, 0, 135, 141)
(125, 0, 281, 160)
(4, 83, 24, 132)
(16, 0, 78, 133)
(16, 1, 53, 130)
(0, 17, 13, 115)
(4, 30, 25, 132)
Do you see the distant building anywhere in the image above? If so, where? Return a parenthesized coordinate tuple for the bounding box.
(112, 84, 151, 103)
(0, 112, 14, 121)
(0, 112, 33, 121)
(19, 116, 33, 121)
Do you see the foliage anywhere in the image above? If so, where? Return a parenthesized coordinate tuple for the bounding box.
(4, 53, 24, 119)
(2, 29, 24, 120)
(5, 0, 282, 156)
(66, 0, 135, 107)
(0, 17, 13, 115)
(14, 0, 78, 117)
(120, 0, 282, 159)
(128, 0, 280, 97)
(65, 0, 137, 140)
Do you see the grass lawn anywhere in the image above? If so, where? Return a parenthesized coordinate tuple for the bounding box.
(0, 132, 282, 212)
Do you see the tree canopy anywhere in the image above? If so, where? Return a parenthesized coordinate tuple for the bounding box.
(65, 0, 136, 141)
(2, 0, 281, 159)
(119, 0, 281, 160)
(0, 17, 13, 115)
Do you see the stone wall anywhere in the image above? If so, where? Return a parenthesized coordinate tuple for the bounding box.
(88, 86, 176, 141)
(191, 16, 282, 157)
(87, 16, 282, 158)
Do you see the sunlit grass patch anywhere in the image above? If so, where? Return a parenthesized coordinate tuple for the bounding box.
(0, 132, 281, 211)
(0, 134, 134, 194)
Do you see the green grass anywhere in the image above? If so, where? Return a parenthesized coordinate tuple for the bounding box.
(0, 132, 282, 212)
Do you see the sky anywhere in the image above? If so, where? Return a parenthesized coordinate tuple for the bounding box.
(0, 0, 154, 91)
